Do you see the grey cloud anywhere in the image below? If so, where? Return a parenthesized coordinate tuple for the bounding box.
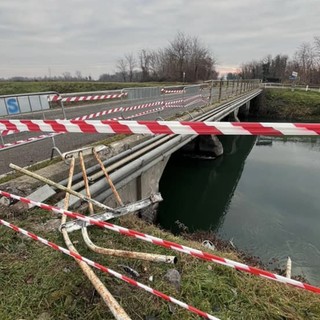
(0, 0, 319, 78)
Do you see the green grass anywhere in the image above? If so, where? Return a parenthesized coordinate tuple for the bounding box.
(0, 81, 183, 95)
(0, 212, 319, 320)
(261, 89, 320, 121)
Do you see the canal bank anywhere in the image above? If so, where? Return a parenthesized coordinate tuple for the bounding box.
(256, 88, 320, 121)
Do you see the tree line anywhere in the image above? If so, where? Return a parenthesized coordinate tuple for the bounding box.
(100, 32, 218, 83)
(239, 37, 320, 85)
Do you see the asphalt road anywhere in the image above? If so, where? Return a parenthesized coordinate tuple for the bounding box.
(0, 91, 216, 176)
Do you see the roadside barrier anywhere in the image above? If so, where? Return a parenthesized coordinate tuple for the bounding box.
(1, 190, 320, 295)
(48, 92, 127, 103)
(0, 218, 219, 320)
(1, 120, 320, 136)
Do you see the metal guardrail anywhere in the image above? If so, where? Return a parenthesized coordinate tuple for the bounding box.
(264, 82, 320, 92)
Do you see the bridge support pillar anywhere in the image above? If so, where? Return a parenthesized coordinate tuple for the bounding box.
(137, 156, 170, 223)
(229, 108, 240, 122)
(182, 135, 223, 159)
(239, 101, 250, 117)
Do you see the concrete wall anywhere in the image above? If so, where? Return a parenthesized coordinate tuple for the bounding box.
(104, 156, 170, 222)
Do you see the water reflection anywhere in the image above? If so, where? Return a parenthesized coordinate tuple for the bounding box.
(158, 135, 256, 233)
(158, 135, 320, 285)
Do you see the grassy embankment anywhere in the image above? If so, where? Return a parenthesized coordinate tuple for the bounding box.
(259, 88, 320, 121)
(1, 84, 320, 319)
(0, 81, 182, 95)
(0, 207, 319, 319)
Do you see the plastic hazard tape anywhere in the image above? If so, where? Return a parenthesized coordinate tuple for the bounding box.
(48, 92, 127, 103)
(73, 101, 164, 121)
(0, 129, 19, 136)
(71, 99, 184, 121)
(0, 133, 59, 150)
(1, 190, 320, 295)
(1, 120, 320, 136)
(0, 218, 219, 320)
(161, 89, 185, 94)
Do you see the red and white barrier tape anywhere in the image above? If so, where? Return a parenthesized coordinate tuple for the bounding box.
(73, 99, 184, 121)
(161, 89, 185, 94)
(0, 129, 19, 136)
(1, 190, 319, 295)
(1, 120, 320, 136)
(0, 133, 59, 150)
(48, 93, 127, 103)
(0, 218, 218, 320)
(73, 101, 164, 121)
(106, 104, 188, 121)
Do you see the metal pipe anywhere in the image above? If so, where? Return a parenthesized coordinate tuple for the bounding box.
(60, 158, 131, 320)
(82, 228, 177, 264)
(79, 151, 95, 214)
(58, 134, 173, 200)
(58, 135, 162, 188)
(9, 163, 117, 213)
(93, 148, 123, 206)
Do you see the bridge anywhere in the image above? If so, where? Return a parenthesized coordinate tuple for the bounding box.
(0, 80, 260, 175)
(0, 80, 261, 217)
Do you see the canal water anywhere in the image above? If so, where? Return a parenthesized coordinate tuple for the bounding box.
(157, 135, 320, 285)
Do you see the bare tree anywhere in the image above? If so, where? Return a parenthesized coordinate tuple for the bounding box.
(167, 32, 191, 81)
(314, 37, 320, 67)
(294, 42, 315, 83)
(62, 72, 72, 81)
(75, 70, 83, 80)
(188, 36, 215, 82)
(116, 58, 128, 82)
(139, 49, 152, 81)
(108, 32, 217, 83)
(125, 53, 136, 82)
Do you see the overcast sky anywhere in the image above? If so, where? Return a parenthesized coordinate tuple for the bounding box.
(0, 0, 319, 79)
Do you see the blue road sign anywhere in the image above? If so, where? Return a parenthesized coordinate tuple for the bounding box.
(6, 98, 20, 114)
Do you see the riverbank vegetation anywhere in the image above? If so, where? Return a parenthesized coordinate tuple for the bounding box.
(258, 88, 320, 121)
(0, 205, 319, 319)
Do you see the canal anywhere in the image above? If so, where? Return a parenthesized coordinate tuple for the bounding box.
(158, 135, 320, 286)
